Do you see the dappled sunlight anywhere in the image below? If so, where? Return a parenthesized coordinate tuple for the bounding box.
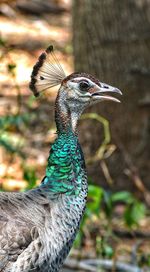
(0, 1, 72, 189)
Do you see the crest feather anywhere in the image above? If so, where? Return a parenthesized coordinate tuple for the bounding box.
(29, 45, 66, 97)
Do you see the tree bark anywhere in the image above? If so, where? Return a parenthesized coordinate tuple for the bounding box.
(73, 0, 150, 191)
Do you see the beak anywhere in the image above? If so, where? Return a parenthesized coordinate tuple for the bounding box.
(91, 82, 122, 103)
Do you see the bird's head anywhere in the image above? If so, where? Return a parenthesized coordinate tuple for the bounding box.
(61, 72, 121, 110)
(30, 46, 122, 132)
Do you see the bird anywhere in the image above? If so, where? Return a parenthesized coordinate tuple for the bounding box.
(0, 45, 122, 272)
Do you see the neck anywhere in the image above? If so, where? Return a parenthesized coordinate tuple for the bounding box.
(55, 89, 80, 135)
(42, 90, 87, 196)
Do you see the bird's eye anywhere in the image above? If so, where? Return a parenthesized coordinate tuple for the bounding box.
(79, 81, 90, 91)
(103, 85, 109, 89)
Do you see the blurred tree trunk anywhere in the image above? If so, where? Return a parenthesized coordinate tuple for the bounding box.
(73, 0, 150, 191)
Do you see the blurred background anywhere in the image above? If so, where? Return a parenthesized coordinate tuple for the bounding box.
(0, 0, 150, 271)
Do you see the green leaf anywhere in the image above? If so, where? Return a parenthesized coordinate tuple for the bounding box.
(0, 133, 25, 158)
(124, 201, 146, 228)
(103, 245, 114, 258)
(23, 167, 37, 189)
(7, 63, 16, 73)
(73, 231, 83, 249)
(0, 114, 32, 131)
(0, 36, 6, 47)
(87, 185, 103, 216)
(111, 191, 133, 203)
(103, 190, 113, 218)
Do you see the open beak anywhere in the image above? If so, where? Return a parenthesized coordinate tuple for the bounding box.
(91, 82, 122, 103)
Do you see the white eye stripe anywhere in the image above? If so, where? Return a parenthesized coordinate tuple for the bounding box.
(72, 77, 94, 85)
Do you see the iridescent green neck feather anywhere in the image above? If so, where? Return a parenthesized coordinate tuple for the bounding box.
(41, 88, 86, 196)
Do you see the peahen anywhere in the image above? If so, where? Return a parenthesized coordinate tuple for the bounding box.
(0, 45, 122, 272)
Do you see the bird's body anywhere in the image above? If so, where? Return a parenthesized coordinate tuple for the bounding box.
(0, 130, 87, 272)
(0, 45, 121, 272)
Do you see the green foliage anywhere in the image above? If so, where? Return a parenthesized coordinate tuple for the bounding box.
(102, 190, 146, 228)
(111, 191, 132, 203)
(7, 63, 16, 73)
(0, 113, 30, 130)
(23, 166, 37, 190)
(86, 185, 103, 216)
(0, 113, 32, 158)
(139, 254, 150, 267)
(104, 190, 146, 228)
(0, 132, 25, 157)
(0, 36, 6, 47)
(0, 37, 29, 159)
(74, 184, 147, 254)
(124, 200, 146, 228)
(96, 236, 114, 258)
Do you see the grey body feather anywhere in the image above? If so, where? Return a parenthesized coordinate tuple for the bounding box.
(0, 177, 87, 272)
